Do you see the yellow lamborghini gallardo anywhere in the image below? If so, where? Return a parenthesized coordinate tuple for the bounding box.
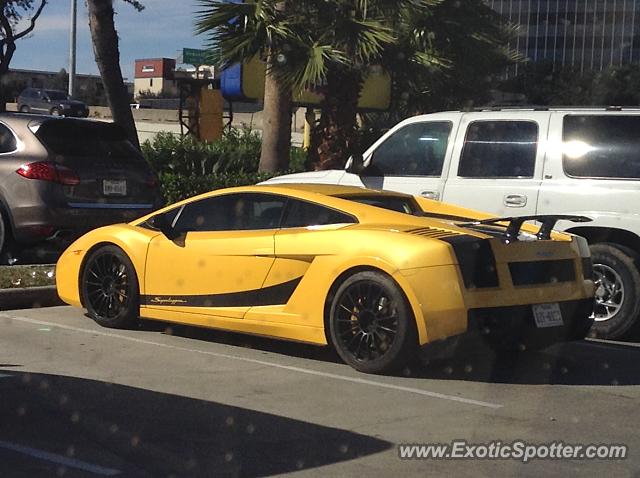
(56, 184, 595, 373)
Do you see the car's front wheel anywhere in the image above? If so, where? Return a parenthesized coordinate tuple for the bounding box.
(329, 271, 417, 374)
(50, 107, 61, 116)
(82, 245, 139, 329)
(19, 105, 30, 113)
(589, 243, 640, 339)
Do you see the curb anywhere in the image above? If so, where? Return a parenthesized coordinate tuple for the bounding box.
(0, 286, 64, 311)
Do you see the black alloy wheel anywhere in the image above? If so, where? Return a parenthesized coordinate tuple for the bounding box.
(82, 245, 139, 329)
(329, 271, 417, 374)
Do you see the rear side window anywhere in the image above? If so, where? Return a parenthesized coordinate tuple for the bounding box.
(458, 121, 538, 178)
(369, 121, 452, 176)
(563, 115, 640, 179)
(34, 120, 142, 160)
(283, 200, 356, 228)
(0, 124, 17, 153)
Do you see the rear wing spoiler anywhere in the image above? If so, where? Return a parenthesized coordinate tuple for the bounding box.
(455, 215, 592, 242)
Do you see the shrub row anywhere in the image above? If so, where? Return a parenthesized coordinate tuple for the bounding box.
(141, 129, 308, 203)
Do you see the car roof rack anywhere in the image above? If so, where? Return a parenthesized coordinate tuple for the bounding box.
(460, 105, 640, 112)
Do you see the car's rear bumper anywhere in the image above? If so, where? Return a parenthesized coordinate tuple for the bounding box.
(11, 204, 157, 244)
(423, 298, 594, 356)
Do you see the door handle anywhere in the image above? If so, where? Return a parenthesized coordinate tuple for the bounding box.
(420, 191, 440, 200)
(504, 194, 527, 207)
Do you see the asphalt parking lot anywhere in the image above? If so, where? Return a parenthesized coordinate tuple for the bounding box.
(0, 306, 638, 477)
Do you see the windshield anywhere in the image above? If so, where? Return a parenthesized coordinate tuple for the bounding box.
(35, 120, 142, 160)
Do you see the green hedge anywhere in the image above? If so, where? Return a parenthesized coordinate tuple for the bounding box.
(142, 129, 308, 203)
(159, 171, 280, 204)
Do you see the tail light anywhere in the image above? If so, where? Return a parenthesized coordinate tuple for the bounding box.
(145, 173, 160, 187)
(17, 161, 80, 186)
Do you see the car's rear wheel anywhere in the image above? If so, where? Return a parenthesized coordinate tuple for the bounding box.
(82, 245, 139, 329)
(589, 243, 640, 339)
(19, 105, 30, 113)
(329, 271, 417, 374)
(50, 107, 61, 116)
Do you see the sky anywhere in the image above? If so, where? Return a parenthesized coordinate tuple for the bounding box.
(10, 0, 208, 80)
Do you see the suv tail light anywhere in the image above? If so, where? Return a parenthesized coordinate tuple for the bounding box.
(17, 161, 80, 186)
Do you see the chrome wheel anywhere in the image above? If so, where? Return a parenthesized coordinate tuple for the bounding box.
(592, 263, 625, 322)
(85, 252, 130, 319)
(334, 281, 399, 362)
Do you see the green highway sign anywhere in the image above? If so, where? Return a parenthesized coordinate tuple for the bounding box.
(182, 48, 209, 66)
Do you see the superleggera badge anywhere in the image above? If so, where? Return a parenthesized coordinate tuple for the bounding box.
(150, 297, 188, 305)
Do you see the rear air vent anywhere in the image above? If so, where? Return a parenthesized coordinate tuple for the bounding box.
(405, 227, 461, 240)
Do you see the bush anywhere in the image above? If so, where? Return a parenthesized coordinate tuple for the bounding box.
(143, 128, 310, 203)
(159, 171, 279, 204)
(142, 127, 308, 176)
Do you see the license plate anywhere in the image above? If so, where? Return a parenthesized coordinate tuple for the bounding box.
(103, 179, 127, 196)
(532, 303, 564, 328)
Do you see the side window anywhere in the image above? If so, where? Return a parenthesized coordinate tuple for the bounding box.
(369, 121, 452, 176)
(0, 124, 17, 154)
(458, 121, 538, 178)
(562, 115, 640, 179)
(174, 193, 287, 232)
(283, 199, 356, 228)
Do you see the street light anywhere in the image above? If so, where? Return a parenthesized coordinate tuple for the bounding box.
(68, 0, 77, 97)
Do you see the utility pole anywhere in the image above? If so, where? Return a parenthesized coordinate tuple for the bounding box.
(68, 0, 77, 97)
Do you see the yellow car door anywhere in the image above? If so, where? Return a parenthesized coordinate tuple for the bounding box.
(143, 192, 287, 319)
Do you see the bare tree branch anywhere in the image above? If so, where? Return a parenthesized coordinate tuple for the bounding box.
(13, 0, 46, 40)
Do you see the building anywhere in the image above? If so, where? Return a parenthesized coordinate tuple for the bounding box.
(0, 68, 119, 105)
(488, 0, 640, 74)
(134, 58, 178, 99)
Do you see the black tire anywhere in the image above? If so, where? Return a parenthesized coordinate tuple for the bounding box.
(81, 245, 139, 329)
(329, 271, 417, 374)
(0, 208, 6, 259)
(589, 243, 640, 339)
(50, 107, 61, 116)
(19, 105, 30, 113)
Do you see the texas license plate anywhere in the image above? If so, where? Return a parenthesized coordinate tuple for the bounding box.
(103, 179, 127, 196)
(532, 303, 564, 328)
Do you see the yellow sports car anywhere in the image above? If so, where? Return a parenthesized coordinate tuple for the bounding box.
(56, 184, 595, 373)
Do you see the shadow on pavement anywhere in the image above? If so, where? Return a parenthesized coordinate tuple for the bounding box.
(413, 340, 640, 386)
(137, 319, 344, 365)
(134, 319, 640, 386)
(0, 370, 391, 478)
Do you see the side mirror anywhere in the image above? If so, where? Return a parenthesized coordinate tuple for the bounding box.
(153, 213, 180, 240)
(346, 153, 365, 175)
(44, 97, 51, 103)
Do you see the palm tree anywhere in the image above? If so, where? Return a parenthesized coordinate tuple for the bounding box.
(196, 1, 297, 172)
(196, 0, 516, 171)
(86, 0, 144, 149)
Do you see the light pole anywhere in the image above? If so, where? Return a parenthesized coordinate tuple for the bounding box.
(68, 0, 77, 97)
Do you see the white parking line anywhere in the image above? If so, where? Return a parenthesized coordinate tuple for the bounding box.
(1, 313, 503, 409)
(0, 440, 121, 476)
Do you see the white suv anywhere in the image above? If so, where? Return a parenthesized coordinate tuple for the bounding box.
(266, 107, 640, 340)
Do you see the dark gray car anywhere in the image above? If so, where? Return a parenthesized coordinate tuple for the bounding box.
(0, 113, 164, 260)
(17, 88, 89, 118)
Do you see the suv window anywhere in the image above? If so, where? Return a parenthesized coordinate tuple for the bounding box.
(35, 120, 141, 160)
(458, 121, 538, 178)
(563, 115, 640, 179)
(369, 121, 452, 176)
(174, 193, 287, 232)
(0, 124, 17, 153)
(283, 199, 356, 228)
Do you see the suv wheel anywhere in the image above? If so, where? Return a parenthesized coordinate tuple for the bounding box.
(50, 107, 61, 116)
(589, 243, 640, 339)
(19, 105, 30, 113)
